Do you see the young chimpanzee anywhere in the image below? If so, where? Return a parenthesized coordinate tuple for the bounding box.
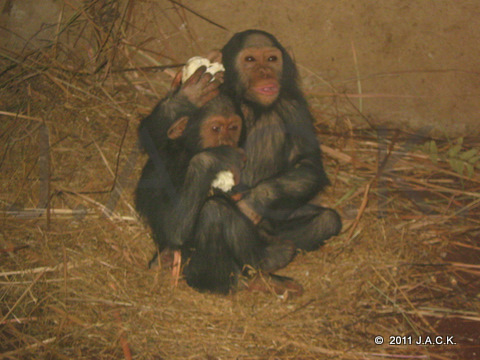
(220, 30, 342, 251)
(136, 92, 297, 295)
(139, 31, 341, 262)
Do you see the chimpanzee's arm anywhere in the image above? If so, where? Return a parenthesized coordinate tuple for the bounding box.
(240, 102, 330, 221)
(139, 67, 221, 152)
(138, 92, 197, 152)
(242, 153, 328, 221)
(164, 147, 244, 248)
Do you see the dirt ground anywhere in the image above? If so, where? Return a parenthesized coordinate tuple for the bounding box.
(1, 1, 479, 359)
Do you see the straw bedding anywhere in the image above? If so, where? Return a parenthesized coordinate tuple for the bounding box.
(1, 1, 479, 359)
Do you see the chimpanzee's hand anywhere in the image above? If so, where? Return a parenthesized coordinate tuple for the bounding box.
(231, 192, 243, 201)
(192, 146, 245, 173)
(237, 199, 262, 225)
(206, 49, 222, 63)
(179, 66, 223, 107)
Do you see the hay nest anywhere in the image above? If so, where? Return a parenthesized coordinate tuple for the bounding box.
(1, 1, 479, 359)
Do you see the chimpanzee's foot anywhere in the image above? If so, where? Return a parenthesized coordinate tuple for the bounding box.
(148, 249, 175, 269)
(260, 236, 296, 272)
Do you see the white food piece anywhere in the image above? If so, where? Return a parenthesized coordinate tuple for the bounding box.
(211, 171, 235, 192)
(182, 56, 225, 83)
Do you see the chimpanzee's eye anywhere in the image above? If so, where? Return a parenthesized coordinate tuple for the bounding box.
(245, 56, 255, 62)
(212, 126, 221, 132)
(229, 125, 239, 131)
(268, 55, 278, 62)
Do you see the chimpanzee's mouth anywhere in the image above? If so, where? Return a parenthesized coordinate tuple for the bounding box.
(255, 85, 279, 96)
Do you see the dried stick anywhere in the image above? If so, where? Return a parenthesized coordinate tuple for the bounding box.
(0, 270, 45, 323)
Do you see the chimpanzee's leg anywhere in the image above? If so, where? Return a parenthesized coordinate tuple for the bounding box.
(267, 204, 342, 252)
(183, 196, 294, 294)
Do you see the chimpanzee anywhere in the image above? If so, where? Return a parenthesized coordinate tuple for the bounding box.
(137, 29, 341, 294)
(136, 92, 297, 294)
(220, 29, 342, 250)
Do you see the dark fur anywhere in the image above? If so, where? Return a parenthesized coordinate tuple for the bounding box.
(136, 95, 293, 294)
(136, 30, 341, 293)
(220, 30, 342, 248)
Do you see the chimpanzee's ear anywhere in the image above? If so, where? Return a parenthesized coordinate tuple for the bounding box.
(167, 116, 189, 139)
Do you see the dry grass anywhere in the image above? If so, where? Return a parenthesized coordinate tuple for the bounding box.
(1, 1, 479, 359)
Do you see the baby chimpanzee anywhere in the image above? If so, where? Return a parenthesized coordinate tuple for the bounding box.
(136, 93, 298, 295)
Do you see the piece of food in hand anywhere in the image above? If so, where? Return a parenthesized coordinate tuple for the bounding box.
(211, 171, 235, 192)
(182, 56, 225, 83)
